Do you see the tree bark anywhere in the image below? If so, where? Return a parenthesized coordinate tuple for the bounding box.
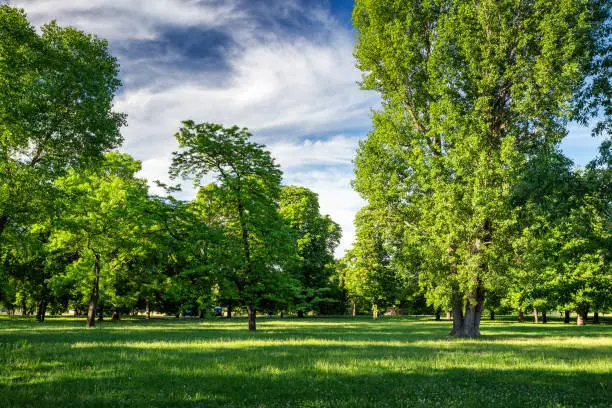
(351, 299, 356, 317)
(97, 304, 104, 321)
(247, 305, 256, 331)
(490, 311, 495, 320)
(518, 307, 524, 323)
(533, 307, 539, 324)
(577, 309, 588, 326)
(227, 301, 232, 318)
(542, 310, 547, 323)
(297, 310, 304, 318)
(86, 254, 101, 328)
(36, 300, 47, 323)
(145, 297, 150, 320)
(435, 308, 441, 321)
(462, 286, 484, 337)
(112, 309, 120, 321)
(0, 214, 8, 237)
(449, 293, 464, 336)
(593, 312, 599, 324)
(372, 304, 378, 320)
(446, 311, 451, 320)
(564, 310, 570, 324)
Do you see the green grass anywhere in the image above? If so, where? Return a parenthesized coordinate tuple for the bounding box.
(1, 317, 610, 407)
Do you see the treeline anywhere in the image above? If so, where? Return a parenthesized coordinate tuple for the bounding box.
(0, 6, 349, 331)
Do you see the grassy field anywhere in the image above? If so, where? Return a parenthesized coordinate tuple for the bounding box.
(0, 317, 610, 408)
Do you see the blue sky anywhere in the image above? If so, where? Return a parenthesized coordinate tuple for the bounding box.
(10, 0, 604, 255)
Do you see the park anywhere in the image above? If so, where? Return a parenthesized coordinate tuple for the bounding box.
(1, 1, 611, 407)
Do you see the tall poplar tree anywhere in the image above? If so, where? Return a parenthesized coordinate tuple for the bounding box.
(352, 0, 610, 336)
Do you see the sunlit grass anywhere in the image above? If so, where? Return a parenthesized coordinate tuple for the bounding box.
(1, 317, 610, 407)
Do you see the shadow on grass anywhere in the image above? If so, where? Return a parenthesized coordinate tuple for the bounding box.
(1, 318, 611, 407)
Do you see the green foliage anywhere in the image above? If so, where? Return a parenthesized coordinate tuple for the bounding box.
(279, 186, 342, 315)
(0, 5, 125, 237)
(170, 121, 297, 329)
(351, 0, 611, 335)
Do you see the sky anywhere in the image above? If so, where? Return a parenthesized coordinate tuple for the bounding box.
(7, 0, 604, 256)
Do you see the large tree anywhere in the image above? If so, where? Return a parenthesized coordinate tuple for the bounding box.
(170, 121, 295, 331)
(0, 5, 125, 238)
(352, 0, 610, 336)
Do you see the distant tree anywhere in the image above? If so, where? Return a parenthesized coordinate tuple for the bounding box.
(279, 186, 341, 316)
(170, 121, 296, 330)
(48, 152, 149, 327)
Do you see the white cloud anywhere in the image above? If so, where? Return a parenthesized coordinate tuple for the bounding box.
(12, 0, 242, 40)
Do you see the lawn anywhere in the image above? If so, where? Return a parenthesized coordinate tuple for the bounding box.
(0, 317, 610, 408)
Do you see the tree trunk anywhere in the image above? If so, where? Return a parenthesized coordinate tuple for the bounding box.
(518, 307, 524, 323)
(351, 299, 356, 317)
(97, 304, 104, 321)
(372, 304, 378, 320)
(449, 292, 465, 336)
(297, 310, 304, 318)
(446, 311, 451, 320)
(145, 297, 150, 320)
(0, 214, 8, 237)
(21, 298, 27, 316)
(490, 311, 495, 320)
(533, 307, 539, 324)
(542, 310, 547, 323)
(577, 309, 588, 326)
(593, 312, 599, 324)
(86, 254, 101, 328)
(564, 310, 570, 324)
(112, 309, 120, 321)
(36, 300, 47, 323)
(247, 305, 256, 331)
(227, 301, 232, 318)
(462, 286, 484, 337)
(435, 308, 441, 321)
(280, 311, 284, 319)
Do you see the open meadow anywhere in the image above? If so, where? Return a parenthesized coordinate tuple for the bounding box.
(0, 317, 610, 408)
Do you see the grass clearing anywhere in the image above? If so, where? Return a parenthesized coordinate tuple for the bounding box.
(1, 317, 610, 407)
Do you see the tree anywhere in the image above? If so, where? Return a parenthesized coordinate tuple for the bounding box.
(352, 0, 610, 336)
(49, 152, 149, 327)
(0, 5, 125, 238)
(279, 186, 341, 316)
(170, 121, 296, 331)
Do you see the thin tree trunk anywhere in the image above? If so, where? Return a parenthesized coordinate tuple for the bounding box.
(247, 305, 256, 331)
(0, 214, 8, 237)
(97, 304, 104, 321)
(533, 307, 539, 324)
(297, 310, 304, 318)
(435, 308, 441, 321)
(36, 300, 47, 322)
(86, 253, 101, 328)
(21, 298, 27, 316)
(372, 304, 378, 320)
(351, 299, 356, 317)
(227, 301, 232, 318)
(280, 311, 283, 319)
(490, 311, 495, 320)
(112, 309, 120, 320)
(145, 297, 150, 320)
(542, 310, 547, 323)
(593, 312, 599, 324)
(577, 309, 588, 326)
(446, 311, 451, 320)
(564, 310, 570, 324)
(518, 307, 524, 323)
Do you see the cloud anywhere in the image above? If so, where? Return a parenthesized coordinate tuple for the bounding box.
(10, 0, 378, 256)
